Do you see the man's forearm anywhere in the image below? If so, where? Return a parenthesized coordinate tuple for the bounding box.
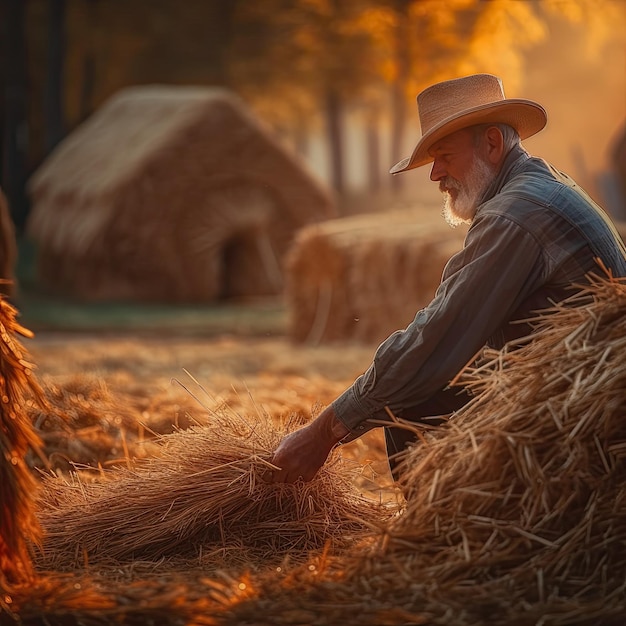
(317, 404, 350, 441)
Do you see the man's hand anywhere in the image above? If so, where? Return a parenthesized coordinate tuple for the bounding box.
(265, 405, 350, 483)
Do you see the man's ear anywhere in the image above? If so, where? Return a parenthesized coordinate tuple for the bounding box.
(484, 126, 505, 166)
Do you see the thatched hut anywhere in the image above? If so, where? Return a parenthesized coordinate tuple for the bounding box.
(286, 209, 467, 344)
(26, 86, 336, 303)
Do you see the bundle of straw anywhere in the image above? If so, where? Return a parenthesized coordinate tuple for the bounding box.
(0, 297, 46, 589)
(359, 275, 626, 621)
(37, 411, 389, 572)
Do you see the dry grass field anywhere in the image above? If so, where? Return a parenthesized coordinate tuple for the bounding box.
(3, 275, 626, 625)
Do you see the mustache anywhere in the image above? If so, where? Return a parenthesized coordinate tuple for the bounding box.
(439, 177, 462, 193)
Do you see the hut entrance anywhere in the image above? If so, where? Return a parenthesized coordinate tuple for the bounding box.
(177, 178, 291, 302)
(220, 227, 283, 300)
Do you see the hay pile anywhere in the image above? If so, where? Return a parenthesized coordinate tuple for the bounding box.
(360, 274, 626, 622)
(0, 298, 45, 589)
(35, 412, 389, 573)
(8, 390, 391, 624)
(286, 209, 467, 344)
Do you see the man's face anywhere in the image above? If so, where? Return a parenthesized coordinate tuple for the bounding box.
(428, 128, 497, 227)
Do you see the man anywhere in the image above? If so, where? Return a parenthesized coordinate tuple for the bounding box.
(267, 73, 626, 484)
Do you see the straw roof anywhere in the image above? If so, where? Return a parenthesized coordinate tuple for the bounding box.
(26, 85, 336, 303)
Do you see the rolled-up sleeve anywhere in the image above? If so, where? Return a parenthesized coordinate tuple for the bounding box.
(332, 213, 546, 435)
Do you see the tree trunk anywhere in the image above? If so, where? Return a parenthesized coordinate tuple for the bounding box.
(366, 108, 381, 195)
(325, 87, 345, 200)
(79, 0, 99, 121)
(390, 0, 412, 195)
(45, 0, 67, 152)
(390, 81, 406, 194)
(213, 0, 238, 86)
(1, 0, 29, 230)
(293, 113, 310, 160)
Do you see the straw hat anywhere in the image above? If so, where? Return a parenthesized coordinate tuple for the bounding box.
(390, 73, 547, 174)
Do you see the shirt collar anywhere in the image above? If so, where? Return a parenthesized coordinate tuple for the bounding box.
(478, 143, 530, 206)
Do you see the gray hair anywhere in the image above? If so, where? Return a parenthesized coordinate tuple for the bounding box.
(472, 123, 520, 153)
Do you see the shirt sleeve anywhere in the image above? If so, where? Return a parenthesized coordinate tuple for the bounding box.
(332, 212, 546, 435)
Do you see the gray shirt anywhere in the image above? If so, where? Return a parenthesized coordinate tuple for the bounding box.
(333, 145, 626, 436)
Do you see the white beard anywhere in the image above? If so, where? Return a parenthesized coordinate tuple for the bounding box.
(441, 157, 496, 227)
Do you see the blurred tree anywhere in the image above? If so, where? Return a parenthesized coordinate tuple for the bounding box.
(230, 0, 481, 196)
(75, 0, 98, 121)
(1, 0, 30, 230)
(323, 0, 485, 194)
(45, 0, 67, 151)
(230, 0, 388, 201)
(18, 0, 626, 208)
(64, 0, 240, 122)
(373, 0, 623, 194)
(388, 0, 411, 194)
(457, 0, 548, 91)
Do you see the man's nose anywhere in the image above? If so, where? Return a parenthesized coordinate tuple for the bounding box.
(430, 158, 446, 182)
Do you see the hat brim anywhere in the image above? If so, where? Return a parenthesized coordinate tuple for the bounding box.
(390, 99, 547, 174)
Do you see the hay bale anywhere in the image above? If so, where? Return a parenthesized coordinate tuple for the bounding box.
(286, 209, 466, 344)
(26, 86, 336, 303)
